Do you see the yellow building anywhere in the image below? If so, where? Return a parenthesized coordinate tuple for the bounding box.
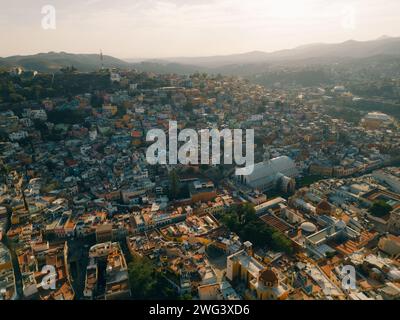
(248, 268, 289, 300)
(226, 242, 289, 300)
(102, 104, 118, 116)
(309, 163, 333, 176)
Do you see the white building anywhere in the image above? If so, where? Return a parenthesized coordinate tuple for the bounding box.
(364, 112, 392, 123)
(373, 170, 400, 193)
(23, 109, 47, 121)
(110, 72, 121, 83)
(9, 131, 28, 141)
(237, 156, 298, 192)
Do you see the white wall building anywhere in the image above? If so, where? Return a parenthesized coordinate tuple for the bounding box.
(237, 156, 298, 192)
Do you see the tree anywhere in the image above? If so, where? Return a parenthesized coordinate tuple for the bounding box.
(128, 256, 178, 300)
(271, 232, 293, 254)
(325, 251, 336, 259)
(128, 256, 158, 299)
(369, 200, 393, 218)
(9, 93, 25, 103)
(47, 109, 89, 125)
(257, 105, 265, 114)
(116, 105, 127, 117)
(179, 293, 193, 300)
(90, 94, 104, 108)
(169, 169, 180, 200)
(0, 129, 8, 142)
(34, 120, 49, 137)
(206, 243, 225, 259)
(221, 204, 293, 254)
(60, 66, 78, 74)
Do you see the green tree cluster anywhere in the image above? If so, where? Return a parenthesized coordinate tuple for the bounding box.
(369, 200, 393, 218)
(47, 109, 90, 125)
(205, 243, 225, 258)
(128, 255, 178, 300)
(0, 70, 110, 104)
(221, 203, 293, 254)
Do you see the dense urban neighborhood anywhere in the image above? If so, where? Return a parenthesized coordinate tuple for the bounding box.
(0, 65, 399, 301)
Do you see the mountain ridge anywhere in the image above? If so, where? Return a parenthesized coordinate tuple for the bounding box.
(1, 36, 400, 74)
(153, 36, 400, 67)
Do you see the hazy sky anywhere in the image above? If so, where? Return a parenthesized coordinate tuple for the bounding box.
(1, 0, 399, 59)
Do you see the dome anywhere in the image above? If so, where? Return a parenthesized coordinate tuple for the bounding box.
(300, 222, 317, 233)
(335, 220, 347, 230)
(259, 268, 278, 286)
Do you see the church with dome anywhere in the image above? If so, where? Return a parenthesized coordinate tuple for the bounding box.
(226, 241, 290, 300)
(236, 156, 298, 193)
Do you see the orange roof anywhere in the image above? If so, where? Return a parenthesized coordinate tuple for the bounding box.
(131, 130, 142, 138)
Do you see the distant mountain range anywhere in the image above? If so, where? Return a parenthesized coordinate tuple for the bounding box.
(151, 36, 400, 68)
(1, 36, 400, 75)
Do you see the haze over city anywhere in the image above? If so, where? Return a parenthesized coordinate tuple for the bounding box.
(1, 0, 400, 58)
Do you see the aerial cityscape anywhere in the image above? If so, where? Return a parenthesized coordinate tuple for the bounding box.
(0, 0, 400, 304)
